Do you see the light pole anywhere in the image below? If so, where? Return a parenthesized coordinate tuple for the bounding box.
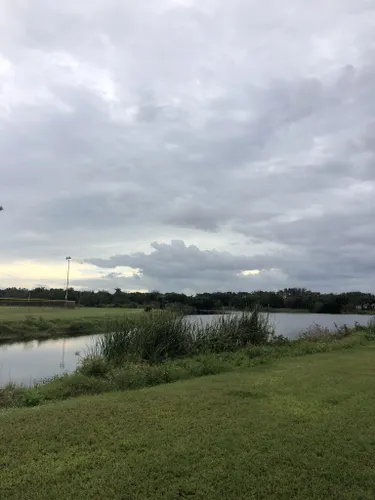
(60, 339, 66, 369)
(65, 256, 71, 302)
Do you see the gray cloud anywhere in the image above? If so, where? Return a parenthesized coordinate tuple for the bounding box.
(84, 240, 288, 293)
(85, 237, 375, 294)
(1, 0, 375, 292)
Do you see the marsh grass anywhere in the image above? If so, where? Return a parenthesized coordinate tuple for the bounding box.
(1, 327, 369, 409)
(194, 307, 275, 352)
(298, 319, 369, 342)
(299, 323, 332, 341)
(96, 308, 275, 364)
(96, 311, 195, 364)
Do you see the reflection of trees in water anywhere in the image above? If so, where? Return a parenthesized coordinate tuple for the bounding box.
(22, 342, 38, 351)
(60, 339, 66, 369)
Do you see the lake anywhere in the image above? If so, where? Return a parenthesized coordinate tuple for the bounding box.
(0, 312, 370, 386)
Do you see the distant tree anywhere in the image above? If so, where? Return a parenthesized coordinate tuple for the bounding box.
(113, 287, 127, 306)
(0, 286, 374, 313)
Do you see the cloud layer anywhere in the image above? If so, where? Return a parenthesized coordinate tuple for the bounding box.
(1, 0, 375, 292)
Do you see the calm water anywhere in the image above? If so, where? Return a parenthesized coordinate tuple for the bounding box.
(0, 313, 369, 386)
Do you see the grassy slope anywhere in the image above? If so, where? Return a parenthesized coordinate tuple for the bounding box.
(0, 306, 142, 321)
(0, 307, 142, 342)
(1, 346, 375, 499)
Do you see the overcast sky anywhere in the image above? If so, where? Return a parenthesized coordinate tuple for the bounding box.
(1, 0, 375, 293)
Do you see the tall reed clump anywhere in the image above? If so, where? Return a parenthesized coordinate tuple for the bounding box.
(95, 308, 275, 364)
(194, 308, 275, 353)
(96, 311, 194, 364)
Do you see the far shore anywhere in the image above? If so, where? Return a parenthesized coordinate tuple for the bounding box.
(0, 305, 373, 345)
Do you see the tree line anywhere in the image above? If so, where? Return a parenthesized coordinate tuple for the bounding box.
(0, 287, 375, 314)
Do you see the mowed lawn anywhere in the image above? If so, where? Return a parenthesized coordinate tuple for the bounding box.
(1, 347, 375, 499)
(0, 306, 142, 322)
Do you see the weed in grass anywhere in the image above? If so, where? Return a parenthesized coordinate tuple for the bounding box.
(23, 388, 44, 407)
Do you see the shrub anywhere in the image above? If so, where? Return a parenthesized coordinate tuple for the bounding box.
(353, 321, 366, 332)
(0, 384, 43, 408)
(65, 321, 93, 336)
(0, 383, 27, 408)
(271, 334, 290, 345)
(24, 316, 52, 332)
(367, 316, 375, 331)
(298, 323, 331, 341)
(333, 323, 351, 338)
(79, 356, 111, 378)
(41, 373, 110, 400)
(23, 388, 44, 407)
(365, 317, 375, 340)
(108, 363, 176, 390)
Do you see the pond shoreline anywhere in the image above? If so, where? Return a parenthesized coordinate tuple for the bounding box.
(1, 328, 372, 408)
(1, 308, 373, 344)
(0, 312, 372, 387)
(0, 323, 105, 345)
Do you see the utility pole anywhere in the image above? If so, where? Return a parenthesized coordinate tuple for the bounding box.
(65, 256, 71, 302)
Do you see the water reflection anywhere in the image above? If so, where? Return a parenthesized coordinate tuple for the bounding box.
(0, 335, 93, 386)
(60, 339, 65, 369)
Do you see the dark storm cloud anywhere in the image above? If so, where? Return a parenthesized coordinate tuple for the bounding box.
(1, 0, 375, 292)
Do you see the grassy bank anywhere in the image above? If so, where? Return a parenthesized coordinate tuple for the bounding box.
(1, 344, 375, 499)
(1, 312, 373, 409)
(0, 306, 142, 343)
(1, 323, 372, 409)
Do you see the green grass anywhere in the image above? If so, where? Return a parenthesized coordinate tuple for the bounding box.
(0, 306, 142, 321)
(1, 344, 375, 499)
(0, 307, 142, 343)
(0, 330, 368, 408)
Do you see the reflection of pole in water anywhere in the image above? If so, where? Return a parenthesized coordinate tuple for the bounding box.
(60, 339, 66, 369)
